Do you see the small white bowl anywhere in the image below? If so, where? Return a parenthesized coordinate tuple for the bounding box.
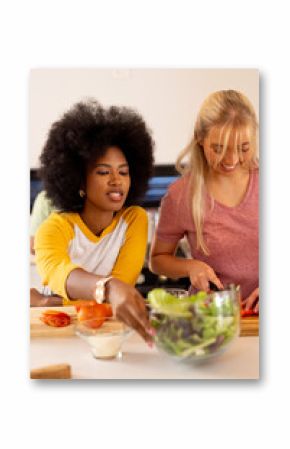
(75, 318, 132, 360)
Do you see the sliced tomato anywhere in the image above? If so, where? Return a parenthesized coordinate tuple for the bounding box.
(74, 300, 98, 311)
(40, 310, 71, 327)
(241, 309, 259, 317)
(75, 303, 112, 329)
(102, 303, 113, 317)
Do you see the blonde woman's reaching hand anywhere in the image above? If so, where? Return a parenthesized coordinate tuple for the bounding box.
(188, 260, 224, 292)
(150, 238, 223, 293)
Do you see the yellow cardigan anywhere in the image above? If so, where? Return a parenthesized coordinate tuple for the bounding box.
(34, 206, 148, 304)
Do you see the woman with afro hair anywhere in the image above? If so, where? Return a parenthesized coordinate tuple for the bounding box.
(33, 99, 155, 343)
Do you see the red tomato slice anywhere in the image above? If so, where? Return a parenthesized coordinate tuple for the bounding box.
(75, 303, 112, 329)
(102, 303, 113, 317)
(241, 309, 259, 317)
(40, 310, 71, 327)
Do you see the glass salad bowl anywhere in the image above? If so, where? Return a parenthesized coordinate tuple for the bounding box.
(147, 286, 240, 363)
(75, 317, 132, 360)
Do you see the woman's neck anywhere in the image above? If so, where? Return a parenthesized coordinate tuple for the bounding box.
(80, 205, 115, 236)
(206, 167, 250, 207)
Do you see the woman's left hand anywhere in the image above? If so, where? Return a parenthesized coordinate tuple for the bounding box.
(241, 287, 259, 313)
(30, 288, 63, 307)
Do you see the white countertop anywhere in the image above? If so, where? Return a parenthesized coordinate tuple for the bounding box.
(30, 333, 259, 380)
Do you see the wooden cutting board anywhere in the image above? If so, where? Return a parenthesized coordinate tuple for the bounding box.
(31, 307, 259, 338)
(240, 316, 259, 336)
(30, 306, 77, 338)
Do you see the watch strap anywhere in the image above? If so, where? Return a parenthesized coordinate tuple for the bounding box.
(94, 276, 113, 303)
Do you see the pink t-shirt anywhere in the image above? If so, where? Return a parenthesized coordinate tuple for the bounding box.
(156, 169, 259, 299)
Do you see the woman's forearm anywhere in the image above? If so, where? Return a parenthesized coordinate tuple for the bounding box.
(150, 254, 192, 279)
(65, 268, 104, 300)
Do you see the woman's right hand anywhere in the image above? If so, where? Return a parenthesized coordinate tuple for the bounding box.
(188, 260, 223, 292)
(106, 278, 153, 345)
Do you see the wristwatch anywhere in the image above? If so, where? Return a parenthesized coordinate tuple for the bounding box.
(94, 276, 113, 303)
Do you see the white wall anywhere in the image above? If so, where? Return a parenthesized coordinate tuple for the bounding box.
(29, 68, 259, 168)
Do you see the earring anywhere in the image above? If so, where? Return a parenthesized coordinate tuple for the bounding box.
(79, 189, 86, 198)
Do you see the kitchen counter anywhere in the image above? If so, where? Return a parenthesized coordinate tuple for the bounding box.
(30, 332, 259, 380)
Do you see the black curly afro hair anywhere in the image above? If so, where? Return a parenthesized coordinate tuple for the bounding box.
(40, 99, 155, 211)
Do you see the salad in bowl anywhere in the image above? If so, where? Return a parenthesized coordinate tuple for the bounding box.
(147, 286, 240, 363)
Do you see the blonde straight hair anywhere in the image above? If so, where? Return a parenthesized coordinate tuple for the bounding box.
(176, 90, 259, 255)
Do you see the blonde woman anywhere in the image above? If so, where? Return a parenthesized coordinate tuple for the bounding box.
(150, 90, 259, 313)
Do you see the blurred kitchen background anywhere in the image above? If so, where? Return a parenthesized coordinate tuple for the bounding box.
(29, 68, 259, 295)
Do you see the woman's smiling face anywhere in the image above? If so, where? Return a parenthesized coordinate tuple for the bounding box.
(84, 146, 131, 213)
(202, 126, 254, 175)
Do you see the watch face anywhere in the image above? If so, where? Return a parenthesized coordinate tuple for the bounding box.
(95, 277, 112, 303)
(95, 282, 105, 303)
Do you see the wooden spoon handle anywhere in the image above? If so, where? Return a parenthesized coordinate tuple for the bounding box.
(30, 363, 71, 379)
